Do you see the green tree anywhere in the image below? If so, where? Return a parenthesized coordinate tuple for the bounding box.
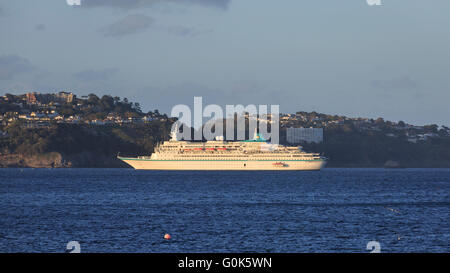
(87, 94, 100, 105)
(100, 95, 114, 112)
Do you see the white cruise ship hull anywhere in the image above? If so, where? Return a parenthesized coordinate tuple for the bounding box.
(118, 158, 326, 171)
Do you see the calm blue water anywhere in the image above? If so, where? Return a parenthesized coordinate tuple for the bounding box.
(0, 168, 449, 253)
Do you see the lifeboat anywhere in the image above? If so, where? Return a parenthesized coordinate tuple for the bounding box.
(194, 148, 203, 151)
(217, 148, 227, 151)
(184, 149, 192, 151)
(206, 148, 215, 151)
(273, 162, 287, 167)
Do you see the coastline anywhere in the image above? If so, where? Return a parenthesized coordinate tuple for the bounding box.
(1, 153, 449, 169)
(0, 153, 129, 169)
(1, 165, 449, 169)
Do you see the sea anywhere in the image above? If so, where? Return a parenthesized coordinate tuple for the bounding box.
(0, 168, 449, 253)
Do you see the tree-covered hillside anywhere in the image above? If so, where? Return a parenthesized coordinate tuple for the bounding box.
(0, 121, 173, 168)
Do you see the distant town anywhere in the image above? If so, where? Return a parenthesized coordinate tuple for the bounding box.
(279, 112, 449, 144)
(0, 91, 167, 130)
(1, 91, 448, 144)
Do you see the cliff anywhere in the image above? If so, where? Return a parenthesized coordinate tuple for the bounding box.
(0, 153, 69, 168)
(0, 152, 133, 168)
(0, 121, 173, 168)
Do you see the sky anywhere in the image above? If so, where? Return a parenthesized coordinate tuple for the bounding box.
(0, 0, 449, 126)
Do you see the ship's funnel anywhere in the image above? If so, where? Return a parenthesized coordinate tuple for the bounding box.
(170, 122, 179, 141)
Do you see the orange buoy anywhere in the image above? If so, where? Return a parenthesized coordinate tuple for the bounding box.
(164, 233, 171, 240)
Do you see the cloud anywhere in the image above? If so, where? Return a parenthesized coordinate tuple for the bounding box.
(0, 55, 35, 80)
(100, 14, 154, 37)
(371, 76, 419, 90)
(74, 68, 119, 81)
(82, 0, 231, 10)
(100, 15, 213, 39)
(35, 24, 46, 31)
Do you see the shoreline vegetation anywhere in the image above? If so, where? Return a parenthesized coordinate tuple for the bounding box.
(1, 92, 450, 168)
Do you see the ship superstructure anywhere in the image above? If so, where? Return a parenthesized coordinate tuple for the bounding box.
(118, 129, 327, 171)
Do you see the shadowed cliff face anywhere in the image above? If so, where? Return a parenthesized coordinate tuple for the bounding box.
(0, 152, 131, 168)
(63, 151, 130, 168)
(0, 121, 173, 168)
(0, 153, 67, 168)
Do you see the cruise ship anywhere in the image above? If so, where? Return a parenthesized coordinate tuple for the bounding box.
(118, 129, 327, 171)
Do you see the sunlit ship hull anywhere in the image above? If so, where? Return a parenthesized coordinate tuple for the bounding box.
(118, 157, 326, 171)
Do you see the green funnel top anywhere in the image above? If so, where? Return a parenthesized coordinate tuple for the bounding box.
(241, 132, 267, 142)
